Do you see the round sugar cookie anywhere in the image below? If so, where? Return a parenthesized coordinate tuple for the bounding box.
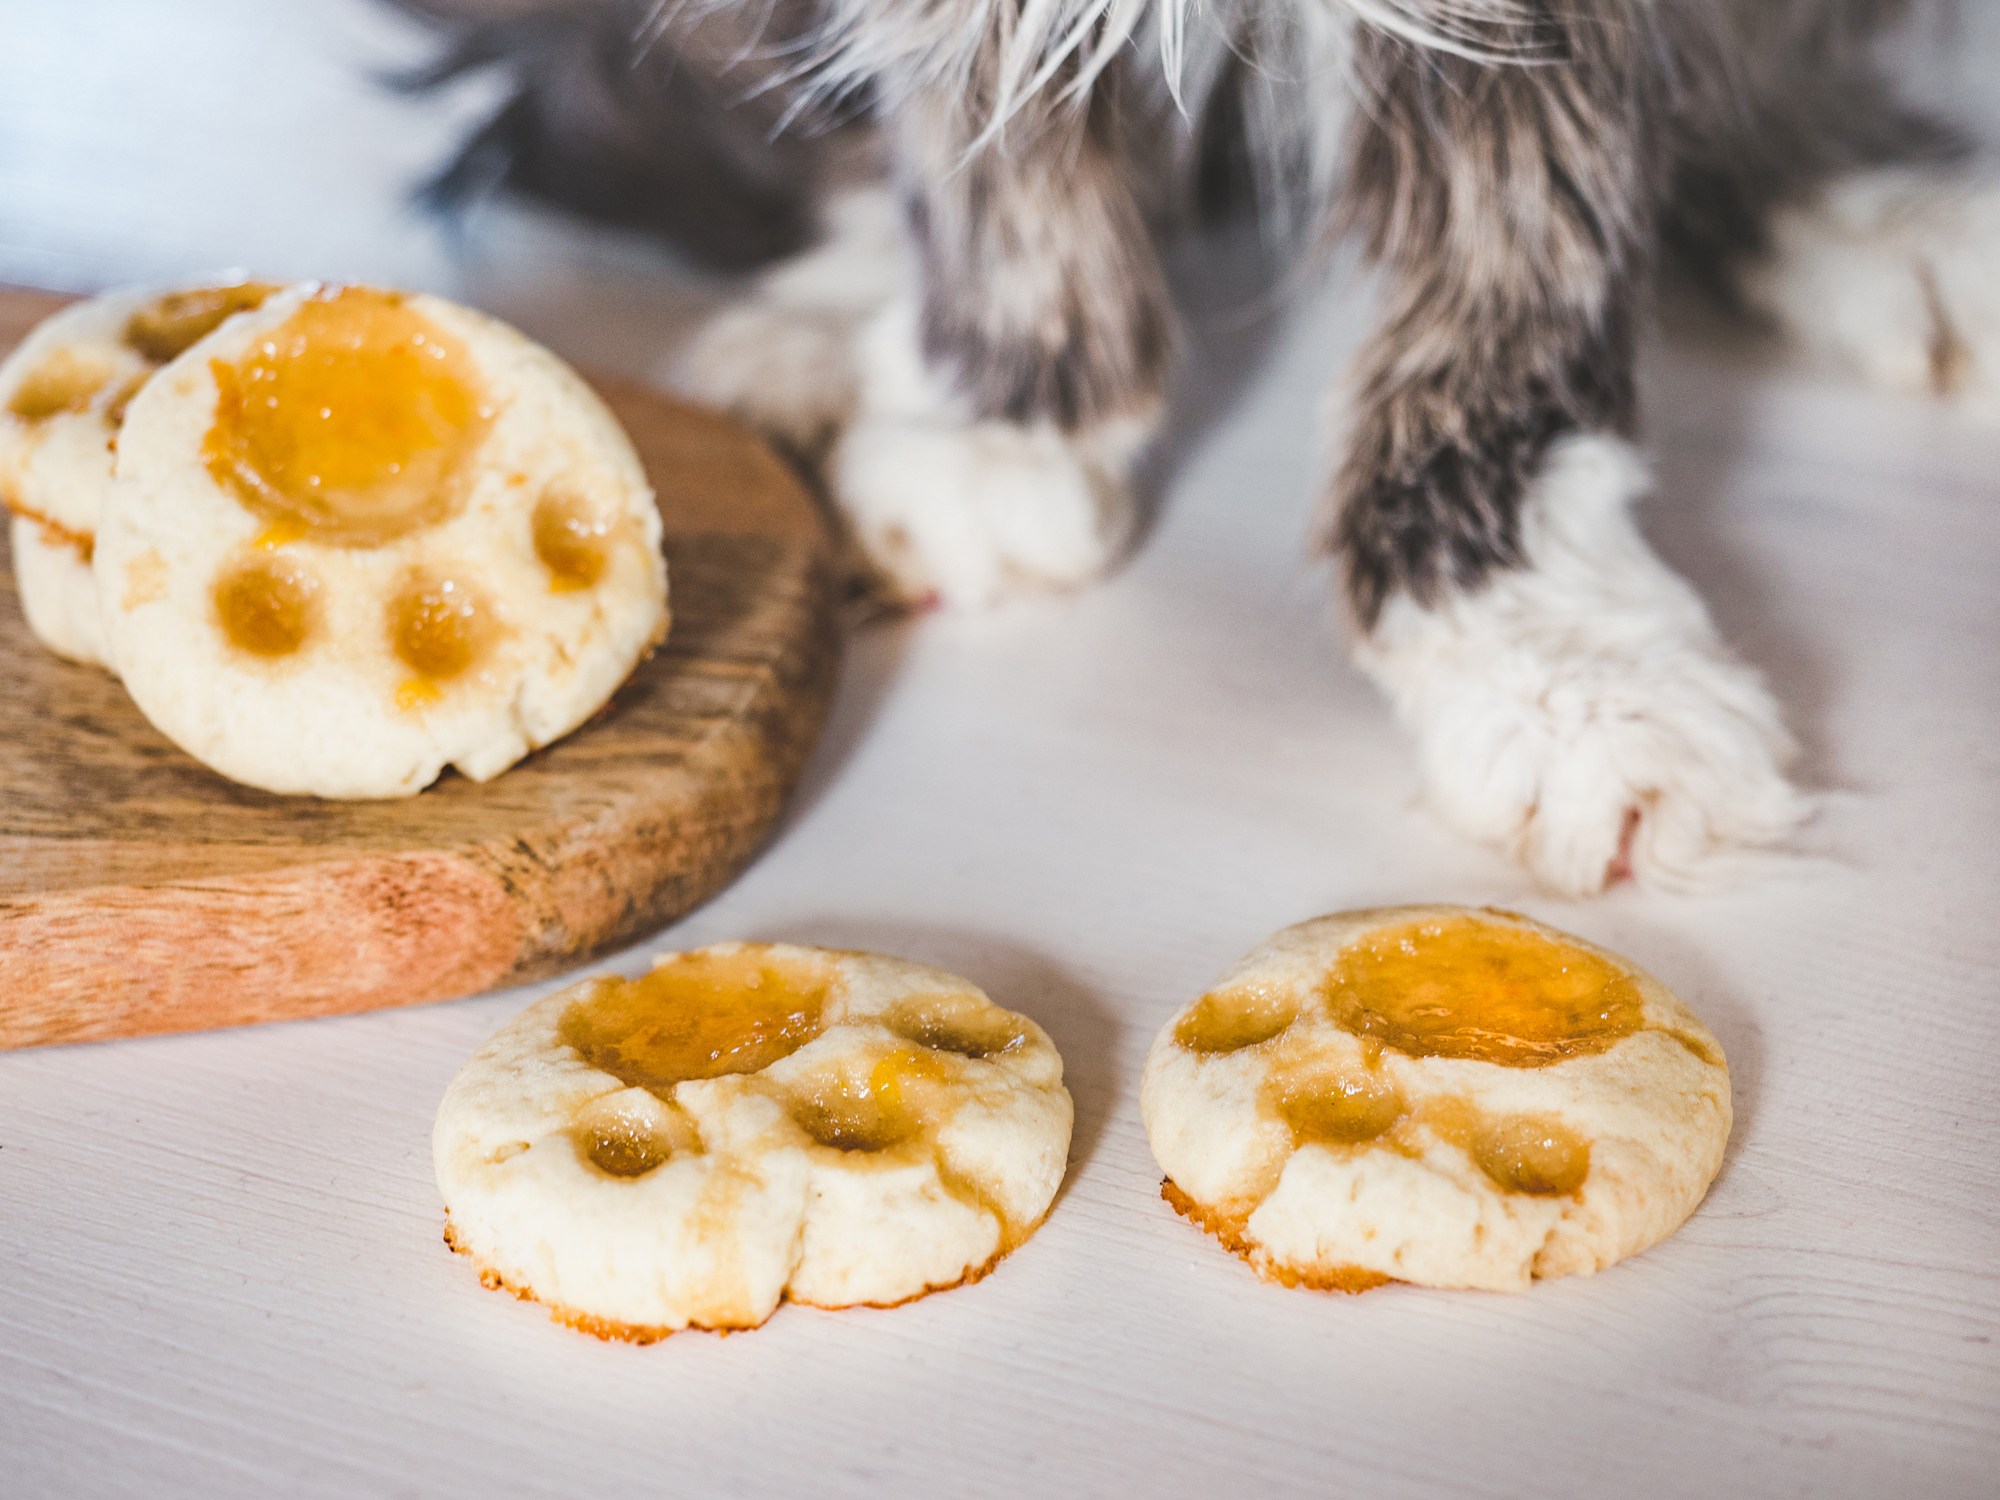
(0, 280, 277, 666)
(1141, 906, 1730, 1293)
(434, 943, 1074, 1339)
(96, 282, 668, 797)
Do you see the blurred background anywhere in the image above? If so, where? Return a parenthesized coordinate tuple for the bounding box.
(4, 10, 1998, 1499)
(4, 0, 1999, 385)
(0, 0, 743, 381)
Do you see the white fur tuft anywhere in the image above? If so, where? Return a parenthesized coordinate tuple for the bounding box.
(676, 186, 1153, 607)
(832, 300, 1154, 606)
(674, 187, 910, 455)
(1356, 434, 1809, 897)
(1739, 166, 2000, 409)
(797, 0, 1539, 151)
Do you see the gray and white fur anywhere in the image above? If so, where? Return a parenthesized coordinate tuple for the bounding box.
(401, 0, 1996, 894)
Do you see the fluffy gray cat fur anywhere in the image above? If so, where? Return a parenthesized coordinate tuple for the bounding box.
(400, 0, 1974, 892)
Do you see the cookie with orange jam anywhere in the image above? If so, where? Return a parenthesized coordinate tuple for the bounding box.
(1142, 906, 1730, 1292)
(95, 282, 666, 796)
(0, 280, 276, 666)
(433, 943, 1073, 1339)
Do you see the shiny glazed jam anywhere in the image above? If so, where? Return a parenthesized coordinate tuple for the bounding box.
(1174, 983, 1298, 1054)
(7, 349, 115, 421)
(570, 1089, 702, 1179)
(788, 1047, 953, 1153)
(582, 1124, 669, 1178)
(885, 991, 1026, 1060)
(532, 488, 609, 591)
(214, 557, 318, 657)
(1323, 916, 1643, 1067)
(1472, 1114, 1592, 1196)
(123, 283, 278, 364)
(391, 575, 492, 681)
(560, 948, 833, 1095)
(203, 286, 490, 545)
(1168, 915, 1637, 1202)
(1416, 1097, 1592, 1197)
(1269, 1065, 1404, 1148)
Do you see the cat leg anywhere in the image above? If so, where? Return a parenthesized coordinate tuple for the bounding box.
(1662, 3, 1998, 405)
(1332, 10, 1806, 896)
(831, 301, 1161, 608)
(685, 67, 1172, 605)
(677, 183, 913, 462)
(827, 84, 1173, 606)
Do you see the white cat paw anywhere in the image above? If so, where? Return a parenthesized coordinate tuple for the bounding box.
(828, 300, 1155, 608)
(1356, 435, 1809, 896)
(1740, 165, 2000, 406)
(675, 186, 911, 456)
(678, 189, 1154, 606)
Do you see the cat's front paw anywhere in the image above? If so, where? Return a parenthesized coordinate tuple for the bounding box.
(678, 190, 1154, 607)
(675, 186, 910, 458)
(1356, 436, 1809, 895)
(1740, 166, 2000, 407)
(828, 301, 1154, 607)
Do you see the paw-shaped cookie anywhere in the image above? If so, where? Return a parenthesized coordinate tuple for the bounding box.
(1142, 906, 1730, 1292)
(97, 283, 667, 796)
(433, 943, 1073, 1338)
(0, 280, 275, 666)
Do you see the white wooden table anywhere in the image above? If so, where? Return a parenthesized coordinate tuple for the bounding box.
(3, 4, 1996, 1496)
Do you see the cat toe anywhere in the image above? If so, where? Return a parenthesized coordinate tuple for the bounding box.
(822, 300, 1153, 607)
(1740, 166, 2000, 407)
(673, 185, 911, 458)
(830, 410, 1140, 608)
(1356, 435, 1810, 895)
(677, 304, 863, 459)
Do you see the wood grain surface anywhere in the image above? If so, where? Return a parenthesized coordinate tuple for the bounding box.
(0, 287, 841, 1049)
(7, 13, 2000, 1500)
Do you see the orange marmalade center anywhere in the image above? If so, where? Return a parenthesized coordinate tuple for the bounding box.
(560, 948, 835, 1093)
(203, 285, 491, 547)
(5, 283, 280, 424)
(1177, 915, 1644, 1067)
(556, 950, 1026, 1177)
(1327, 915, 1644, 1066)
(1171, 916, 1650, 1200)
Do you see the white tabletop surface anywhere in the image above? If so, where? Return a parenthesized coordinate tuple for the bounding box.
(3, 4, 1997, 1497)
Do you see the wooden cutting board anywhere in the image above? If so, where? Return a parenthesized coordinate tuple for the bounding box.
(0, 288, 841, 1049)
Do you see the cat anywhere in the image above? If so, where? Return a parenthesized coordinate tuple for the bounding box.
(400, 0, 1996, 894)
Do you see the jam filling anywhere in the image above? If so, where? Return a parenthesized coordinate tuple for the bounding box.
(1175, 982, 1298, 1054)
(7, 348, 115, 422)
(1323, 915, 1643, 1068)
(214, 557, 318, 657)
(532, 487, 610, 591)
(560, 948, 833, 1097)
(124, 283, 278, 364)
(1180, 916, 1646, 1202)
(203, 285, 490, 546)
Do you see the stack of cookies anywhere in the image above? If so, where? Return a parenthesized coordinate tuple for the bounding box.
(0, 280, 668, 797)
